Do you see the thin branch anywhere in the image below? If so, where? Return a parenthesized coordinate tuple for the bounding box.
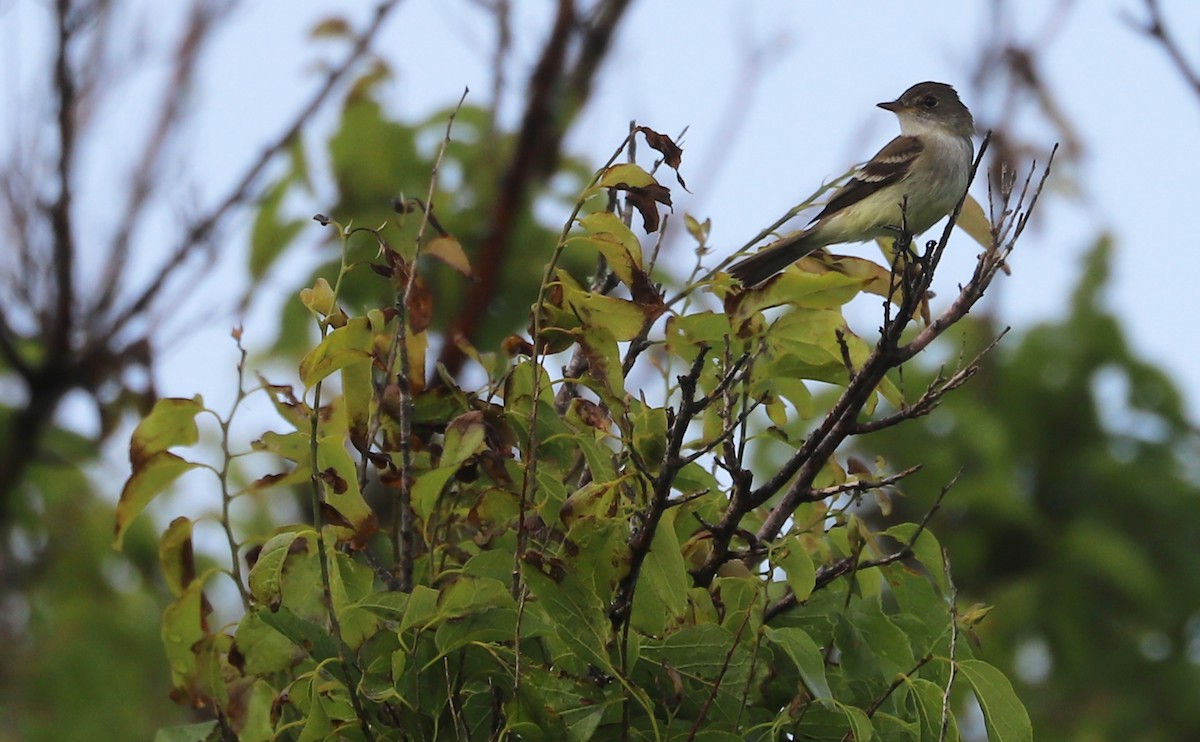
(437, 0, 575, 378)
(609, 345, 710, 627)
(939, 551, 960, 741)
(437, 0, 636, 377)
(105, 0, 405, 338)
(1131, 0, 1200, 100)
(805, 464, 922, 500)
(94, 1, 222, 318)
(851, 329, 1009, 435)
(388, 88, 469, 591)
(763, 470, 959, 623)
(49, 0, 79, 366)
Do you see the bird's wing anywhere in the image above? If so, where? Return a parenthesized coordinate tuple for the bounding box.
(810, 135, 923, 223)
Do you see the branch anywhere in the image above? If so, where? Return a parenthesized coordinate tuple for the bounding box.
(609, 344, 710, 627)
(850, 329, 1008, 435)
(1130, 0, 1200, 100)
(436, 0, 575, 378)
(437, 0, 635, 377)
(105, 0, 405, 339)
(93, 1, 224, 318)
(763, 470, 958, 623)
(49, 0, 79, 367)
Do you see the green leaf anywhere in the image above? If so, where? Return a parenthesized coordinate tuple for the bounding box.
(341, 355, 374, 451)
(247, 531, 306, 609)
(130, 396, 205, 459)
(412, 466, 456, 523)
(909, 677, 958, 741)
(299, 317, 373, 388)
(314, 433, 376, 533)
(442, 410, 487, 468)
(764, 626, 832, 698)
(257, 606, 340, 664)
(400, 584, 442, 633)
(596, 162, 658, 191)
(731, 269, 866, 328)
(631, 509, 688, 635)
(115, 396, 206, 548)
(846, 601, 917, 681)
(434, 605, 519, 655)
(115, 451, 201, 549)
(831, 701, 874, 741)
(956, 659, 1032, 742)
(774, 536, 816, 602)
(521, 555, 613, 674)
(440, 575, 514, 620)
(158, 516, 195, 596)
(562, 282, 654, 342)
(573, 210, 644, 286)
(885, 523, 948, 596)
(234, 610, 300, 675)
(161, 578, 208, 689)
(630, 399, 668, 475)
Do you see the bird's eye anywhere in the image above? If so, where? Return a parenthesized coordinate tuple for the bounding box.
(921, 95, 938, 108)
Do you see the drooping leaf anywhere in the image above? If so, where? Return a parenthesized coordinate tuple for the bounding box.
(957, 659, 1033, 742)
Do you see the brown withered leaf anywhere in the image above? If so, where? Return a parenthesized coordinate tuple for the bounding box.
(248, 472, 292, 491)
(569, 398, 611, 430)
(619, 183, 673, 233)
(406, 274, 434, 333)
(520, 551, 567, 582)
(501, 335, 534, 357)
(847, 457, 872, 477)
(635, 125, 688, 191)
(627, 264, 664, 309)
(317, 467, 348, 495)
(319, 502, 354, 529)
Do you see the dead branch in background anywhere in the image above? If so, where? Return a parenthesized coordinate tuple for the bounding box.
(0, 1, 403, 522)
(437, 0, 635, 377)
(1130, 0, 1200, 101)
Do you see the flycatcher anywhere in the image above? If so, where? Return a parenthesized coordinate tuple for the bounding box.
(729, 81, 975, 286)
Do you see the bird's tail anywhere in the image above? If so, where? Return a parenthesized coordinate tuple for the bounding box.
(728, 231, 821, 286)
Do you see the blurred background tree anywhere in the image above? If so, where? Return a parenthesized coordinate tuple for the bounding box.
(863, 237, 1200, 739)
(1, 0, 1197, 739)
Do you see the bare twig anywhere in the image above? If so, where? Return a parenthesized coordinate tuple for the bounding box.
(939, 551, 960, 741)
(94, 1, 223, 318)
(851, 329, 1009, 435)
(388, 88, 469, 591)
(50, 0, 78, 367)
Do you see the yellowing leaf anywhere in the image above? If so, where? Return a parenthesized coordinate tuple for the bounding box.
(597, 163, 658, 190)
(956, 193, 993, 250)
(299, 317, 373, 388)
(116, 397, 205, 549)
(441, 410, 486, 469)
(159, 517, 195, 597)
(572, 211, 644, 287)
(425, 234, 472, 276)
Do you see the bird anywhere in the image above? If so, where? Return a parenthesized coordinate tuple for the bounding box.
(728, 81, 975, 287)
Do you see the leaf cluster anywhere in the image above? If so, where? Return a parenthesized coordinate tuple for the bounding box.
(117, 115, 1047, 741)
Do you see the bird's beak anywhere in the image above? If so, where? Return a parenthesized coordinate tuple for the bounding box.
(877, 99, 905, 112)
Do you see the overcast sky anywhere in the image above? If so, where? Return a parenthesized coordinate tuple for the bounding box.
(4, 0, 1199, 429)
